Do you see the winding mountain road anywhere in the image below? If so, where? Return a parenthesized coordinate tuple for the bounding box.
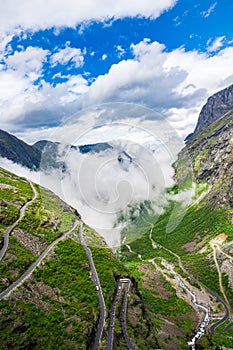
(211, 243, 230, 306)
(147, 224, 232, 336)
(0, 220, 78, 300)
(0, 180, 38, 262)
(105, 280, 122, 350)
(79, 222, 106, 350)
(205, 285, 230, 334)
(121, 279, 136, 350)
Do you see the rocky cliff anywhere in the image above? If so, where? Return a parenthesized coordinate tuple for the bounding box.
(174, 109, 233, 209)
(192, 84, 233, 137)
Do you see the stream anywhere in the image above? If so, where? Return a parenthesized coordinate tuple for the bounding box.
(161, 259, 210, 350)
(122, 237, 133, 252)
(177, 276, 210, 349)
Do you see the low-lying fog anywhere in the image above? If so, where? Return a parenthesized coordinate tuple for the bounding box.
(0, 104, 195, 247)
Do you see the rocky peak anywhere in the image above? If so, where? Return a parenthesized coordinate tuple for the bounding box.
(192, 84, 233, 137)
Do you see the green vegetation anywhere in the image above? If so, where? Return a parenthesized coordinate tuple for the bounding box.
(0, 167, 136, 349)
(1, 103, 233, 349)
(0, 167, 34, 231)
(197, 329, 233, 349)
(90, 246, 128, 311)
(0, 238, 100, 349)
(119, 191, 233, 349)
(118, 200, 158, 243)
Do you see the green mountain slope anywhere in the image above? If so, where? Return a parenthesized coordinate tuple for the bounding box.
(174, 109, 233, 209)
(0, 167, 161, 350)
(119, 110, 233, 349)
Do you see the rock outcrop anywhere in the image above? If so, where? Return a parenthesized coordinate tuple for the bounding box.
(193, 84, 233, 137)
(174, 110, 233, 209)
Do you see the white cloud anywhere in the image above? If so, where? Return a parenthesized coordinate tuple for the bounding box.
(6, 46, 49, 78)
(173, 15, 181, 27)
(116, 45, 126, 58)
(0, 38, 90, 130)
(0, 0, 177, 34)
(0, 46, 50, 125)
(0, 33, 14, 57)
(69, 40, 233, 138)
(201, 2, 217, 18)
(207, 36, 225, 52)
(101, 54, 107, 61)
(1, 37, 233, 143)
(50, 45, 84, 68)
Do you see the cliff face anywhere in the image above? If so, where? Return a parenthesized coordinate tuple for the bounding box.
(174, 110, 233, 209)
(193, 84, 233, 137)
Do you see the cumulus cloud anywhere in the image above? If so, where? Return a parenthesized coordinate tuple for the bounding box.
(0, 0, 177, 34)
(62, 40, 232, 138)
(0, 39, 89, 130)
(6, 46, 49, 77)
(1, 35, 233, 141)
(50, 45, 84, 68)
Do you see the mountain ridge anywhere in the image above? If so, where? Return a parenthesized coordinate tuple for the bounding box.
(174, 109, 233, 210)
(0, 129, 41, 169)
(186, 84, 233, 141)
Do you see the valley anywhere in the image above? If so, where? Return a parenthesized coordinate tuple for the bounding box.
(0, 87, 233, 349)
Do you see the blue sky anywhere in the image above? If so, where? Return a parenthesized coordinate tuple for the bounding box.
(0, 0, 232, 143)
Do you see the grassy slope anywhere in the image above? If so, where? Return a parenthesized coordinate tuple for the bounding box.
(118, 111, 233, 349)
(0, 167, 133, 349)
(119, 199, 233, 349)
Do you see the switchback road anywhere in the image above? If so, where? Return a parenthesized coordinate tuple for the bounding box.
(0, 220, 78, 300)
(0, 180, 37, 262)
(121, 279, 136, 350)
(105, 280, 122, 350)
(79, 222, 106, 350)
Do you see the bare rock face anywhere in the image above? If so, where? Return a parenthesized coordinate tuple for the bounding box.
(174, 110, 233, 209)
(12, 229, 47, 256)
(193, 84, 233, 136)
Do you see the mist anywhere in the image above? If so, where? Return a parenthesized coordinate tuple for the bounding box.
(0, 131, 194, 248)
(0, 103, 196, 247)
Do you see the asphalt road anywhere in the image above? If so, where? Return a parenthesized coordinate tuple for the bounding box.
(203, 285, 230, 333)
(79, 222, 106, 350)
(105, 280, 122, 350)
(223, 320, 233, 332)
(121, 279, 136, 350)
(0, 220, 78, 300)
(157, 241, 232, 335)
(0, 180, 37, 262)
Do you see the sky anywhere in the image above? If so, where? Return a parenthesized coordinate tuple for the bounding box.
(1, 0, 232, 246)
(0, 0, 232, 145)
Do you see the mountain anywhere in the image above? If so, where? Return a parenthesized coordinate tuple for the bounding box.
(0, 130, 113, 171)
(33, 140, 60, 152)
(0, 129, 41, 169)
(186, 83, 233, 141)
(0, 167, 160, 350)
(174, 109, 233, 209)
(34, 139, 112, 154)
(119, 95, 233, 349)
(1, 86, 233, 349)
(78, 142, 112, 154)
